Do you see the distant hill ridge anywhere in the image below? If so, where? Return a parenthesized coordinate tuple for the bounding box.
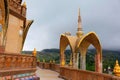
(22, 48, 120, 54)
(22, 48, 120, 70)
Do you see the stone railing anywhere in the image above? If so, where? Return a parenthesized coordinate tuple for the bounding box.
(37, 62, 60, 72)
(0, 53, 36, 76)
(59, 67, 120, 80)
(9, 0, 26, 17)
(37, 62, 120, 80)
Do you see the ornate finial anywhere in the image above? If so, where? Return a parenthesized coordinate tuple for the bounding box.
(76, 8, 83, 37)
(32, 48, 37, 56)
(69, 59, 72, 66)
(50, 60, 52, 63)
(22, 1, 26, 7)
(53, 60, 55, 63)
(37, 59, 40, 62)
(113, 60, 120, 76)
(64, 32, 71, 36)
(43, 59, 45, 63)
(61, 60, 65, 66)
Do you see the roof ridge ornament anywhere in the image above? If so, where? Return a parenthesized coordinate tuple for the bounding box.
(22, 1, 27, 7)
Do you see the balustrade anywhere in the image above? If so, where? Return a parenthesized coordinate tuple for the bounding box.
(59, 67, 120, 80)
(37, 62, 60, 72)
(0, 53, 36, 76)
(37, 62, 120, 80)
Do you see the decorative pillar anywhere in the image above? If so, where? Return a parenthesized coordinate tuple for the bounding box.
(80, 54, 86, 70)
(29, 57, 33, 68)
(95, 52, 102, 73)
(31, 57, 36, 68)
(21, 57, 26, 68)
(17, 57, 22, 68)
(60, 50, 65, 66)
(5, 56, 12, 69)
(11, 56, 17, 68)
(0, 55, 5, 69)
(73, 52, 76, 68)
(73, 53, 79, 69)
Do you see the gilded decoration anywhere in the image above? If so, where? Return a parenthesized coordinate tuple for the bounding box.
(114, 60, 120, 76)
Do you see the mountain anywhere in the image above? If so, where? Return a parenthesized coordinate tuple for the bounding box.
(22, 48, 120, 71)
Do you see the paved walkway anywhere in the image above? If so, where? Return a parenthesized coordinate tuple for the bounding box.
(36, 67, 64, 80)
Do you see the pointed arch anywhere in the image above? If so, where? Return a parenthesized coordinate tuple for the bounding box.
(76, 32, 102, 72)
(60, 34, 77, 66)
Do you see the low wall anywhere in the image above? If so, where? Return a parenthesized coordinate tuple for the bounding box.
(59, 67, 120, 80)
(37, 62, 60, 72)
(37, 62, 120, 80)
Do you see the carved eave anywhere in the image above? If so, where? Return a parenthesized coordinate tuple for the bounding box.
(22, 20, 33, 49)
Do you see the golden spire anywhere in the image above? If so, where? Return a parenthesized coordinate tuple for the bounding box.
(22, 1, 27, 7)
(76, 8, 84, 37)
(113, 60, 120, 76)
(78, 8, 81, 31)
(32, 48, 37, 56)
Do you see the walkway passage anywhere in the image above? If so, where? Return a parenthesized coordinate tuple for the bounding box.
(36, 67, 64, 80)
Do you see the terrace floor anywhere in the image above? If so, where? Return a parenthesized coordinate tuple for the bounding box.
(36, 67, 64, 80)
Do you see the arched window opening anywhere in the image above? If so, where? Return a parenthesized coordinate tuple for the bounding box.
(65, 46, 72, 65)
(86, 45, 96, 71)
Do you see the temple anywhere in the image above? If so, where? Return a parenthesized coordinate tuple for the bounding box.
(0, 0, 39, 79)
(1, 0, 120, 80)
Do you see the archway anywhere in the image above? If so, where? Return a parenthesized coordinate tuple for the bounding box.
(86, 45, 96, 71)
(60, 34, 78, 68)
(76, 32, 102, 72)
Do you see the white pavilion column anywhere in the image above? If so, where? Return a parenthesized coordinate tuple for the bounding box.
(80, 54, 86, 70)
(73, 53, 79, 69)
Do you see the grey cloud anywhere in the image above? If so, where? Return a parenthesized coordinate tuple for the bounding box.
(23, 0, 120, 51)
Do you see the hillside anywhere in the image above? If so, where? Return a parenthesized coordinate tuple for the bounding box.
(22, 49, 120, 71)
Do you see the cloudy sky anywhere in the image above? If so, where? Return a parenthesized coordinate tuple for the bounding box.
(23, 0, 120, 51)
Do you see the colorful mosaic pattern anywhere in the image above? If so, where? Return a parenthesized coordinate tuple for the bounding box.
(0, 73, 40, 80)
